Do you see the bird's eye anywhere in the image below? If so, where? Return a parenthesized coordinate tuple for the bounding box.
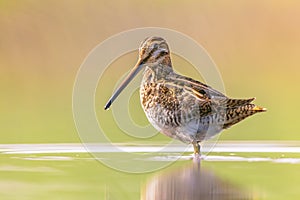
(159, 49, 168, 56)
(161, 50, 168, 55)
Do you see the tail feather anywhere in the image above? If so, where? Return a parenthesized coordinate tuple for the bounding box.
(225, 97, 256, 108)
(222, 103, 266, 129)
(252, 105, 267, 112)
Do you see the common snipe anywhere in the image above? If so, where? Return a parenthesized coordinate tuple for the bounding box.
(105, 37, 266, 155)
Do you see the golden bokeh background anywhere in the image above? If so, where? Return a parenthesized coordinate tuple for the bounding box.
(1, 1, 299, 143)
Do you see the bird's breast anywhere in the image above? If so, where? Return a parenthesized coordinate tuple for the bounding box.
(140, 82, 181, 125)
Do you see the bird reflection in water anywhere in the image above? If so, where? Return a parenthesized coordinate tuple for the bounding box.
(142, 161, 253, 200)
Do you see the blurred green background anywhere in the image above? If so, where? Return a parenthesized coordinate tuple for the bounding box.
(1, 0, 299, 144)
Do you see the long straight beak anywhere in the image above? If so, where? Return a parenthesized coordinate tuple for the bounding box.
(104, 58, 143, 110)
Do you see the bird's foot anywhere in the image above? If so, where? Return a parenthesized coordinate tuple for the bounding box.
(193, 153, 201, 162)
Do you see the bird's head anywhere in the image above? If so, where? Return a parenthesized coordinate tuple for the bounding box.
(138, 36, 171, 66)
(104, 36, 171, 110)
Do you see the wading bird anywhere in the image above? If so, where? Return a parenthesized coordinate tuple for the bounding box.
(104, 37, 266, 155)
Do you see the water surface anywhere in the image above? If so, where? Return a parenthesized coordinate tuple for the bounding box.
(0, 142, 299, 199)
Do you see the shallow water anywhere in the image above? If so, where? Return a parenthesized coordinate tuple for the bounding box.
(0, 142, 300, 199)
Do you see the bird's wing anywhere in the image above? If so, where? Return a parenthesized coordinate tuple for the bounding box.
(167, 74, 225, 101)
(167, 74, 255, 108)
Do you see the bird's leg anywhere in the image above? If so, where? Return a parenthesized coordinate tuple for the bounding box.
(192, 141, 201, 163)
(192, 141, 201, 155)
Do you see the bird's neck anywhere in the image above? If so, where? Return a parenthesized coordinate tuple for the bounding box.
(143, 63, 173, 83)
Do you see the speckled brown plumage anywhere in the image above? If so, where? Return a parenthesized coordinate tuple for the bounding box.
(105, 36, 266, 154)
